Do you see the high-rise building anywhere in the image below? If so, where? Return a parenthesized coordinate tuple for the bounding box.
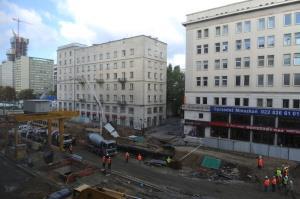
(53, 64, 57, 92)
(57, 35, 167, 129)
(6, 32, 29, 61)
(14, 56, 53, 93)
(1, 61, 14, 87)
(183, 0, 300, 152)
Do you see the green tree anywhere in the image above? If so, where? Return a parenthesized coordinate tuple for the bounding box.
(0, 86, 16, 101)
(167, 64, 185, 116)
(17, 89, 36, 100)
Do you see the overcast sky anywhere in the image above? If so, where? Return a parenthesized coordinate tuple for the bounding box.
(0, 0, 241, 67)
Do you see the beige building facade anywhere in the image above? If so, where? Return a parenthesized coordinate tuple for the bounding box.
(57, 35, 167, 129)
(183, 0, 300, 148)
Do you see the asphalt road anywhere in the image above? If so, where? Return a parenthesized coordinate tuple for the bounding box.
(75, 148, 290, 199)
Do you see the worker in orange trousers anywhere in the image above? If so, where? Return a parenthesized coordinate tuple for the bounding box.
(125, 152, 130, 163)
(257, 155, 264, 169)
(137, 153, 142, 164)
(263, 176, 270, 192)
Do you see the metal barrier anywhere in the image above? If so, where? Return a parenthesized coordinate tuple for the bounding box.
(201, 137, 300, 162)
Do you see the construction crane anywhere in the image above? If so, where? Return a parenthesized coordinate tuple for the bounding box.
(12, 17, 31, 37)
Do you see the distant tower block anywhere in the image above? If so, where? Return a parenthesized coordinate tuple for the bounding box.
(6, 32, 29, 61)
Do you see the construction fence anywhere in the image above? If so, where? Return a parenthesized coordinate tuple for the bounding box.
(201, 137, 300, 162)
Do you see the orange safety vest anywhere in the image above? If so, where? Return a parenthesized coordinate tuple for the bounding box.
(107, 157, 112, 164)
(137, 154, 142, 161)
(102, 156, 106, 162)
(264, 179, 270, 187)
(258, 158, 264, 167)
(271, 178, 277, 185)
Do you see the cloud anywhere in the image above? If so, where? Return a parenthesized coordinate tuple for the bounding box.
(169, 53, 186, 68)
(56, 0, 241, 66)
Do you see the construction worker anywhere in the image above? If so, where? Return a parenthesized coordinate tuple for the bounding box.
(102, 155, 106, 169)
(283, 166, 289, 177)
(271, 176, 277, 192)
(69, 144, 73, 154)
(287, 180, 296, 199)
(257, 155, 264, 169)
(125, 152, 130, 163)
(263, 176, 270, 192)
(107, 156, 112, 172)
(166, 156, 172, 165)
(137, 153, 142, 164)
(283, 175, 289, 194)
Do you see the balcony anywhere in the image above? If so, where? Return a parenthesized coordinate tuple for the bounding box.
(117, 100, 127, 106)
(118, 77, 127, 83)
(95, 78, 104, 84)
(78, 98, 86, 103)
(182, 104, 210, 111)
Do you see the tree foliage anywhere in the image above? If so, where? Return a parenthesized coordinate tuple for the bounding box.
(17, 89, 36, 100)
(0, 86, 17, 101)
(167, 64, 185, 116)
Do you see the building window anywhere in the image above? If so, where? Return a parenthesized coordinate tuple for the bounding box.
(196, 45, 202, 54)
(296, 12, 300, 24)
(196, 77, 201, 86)
(222, 42, 228, 52)
(283, 74, 290, 86)
(122, 50, 126, 57)
(222, 59, 228, 69)
(203, 77, 208, 86)
(258, 74, 264, 86)
(258, 56, 265, 67)
(283, 54, 291, 66)
(130, 48, 134, 55)
(244, 75, 250, 86)
(258, 37, 265, 48)
(214, 60, 220, 69)
(235, 98, 240, 106)
(244, 57, 250, 68)
(222, 76, 227, 86)
(267, 74, 274, 86)
(268, 16, 275, 29)
(284, 33, 292, 46)
(235, 75, 241, 86)
(267, 36, 275, 47)
(222, 25, 228, 35)
(244, 39, 251, 49)
(236, 22, 242, 33)
(294, 53, 300, 65)
(204, 44, 209, 53)
(243, 98, 249, 106)
(196, 61, 201, 71)
(214, 97, 219, 105)
(203, 60, 208, 70)
(282, 99, 289, 108)
(235, 58, 242, 68)
(236, 40, 242, 50)
(284, 13, 292, 26)
(215, 26, 221, 36)
(257, 98, 263, 107)
(294, 73, 300, 85)
(204, 28, 209, 37)
(293, 100, 300, 108)
(197, 30, 202, 39)
(203, 97, 207, 104)
(267, 55, 275, 67)
(266, 99, 273, 108)
(244, 21, 251, 32)
(196, 97, 201, 104)
(221, 97, 227, 105)
(258, 18, 265, 30)
(214, 76, 220, 86)
(295, 33, 300, 45)
(199, 113, 204, 119)
(215, 43, 220, 52)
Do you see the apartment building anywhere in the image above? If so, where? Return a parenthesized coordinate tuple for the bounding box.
(57, 35, 167, 129)
(53, 64, 57, 92)
(183, 0, 300, 148)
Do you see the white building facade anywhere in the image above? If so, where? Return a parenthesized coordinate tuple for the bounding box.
(183, 0, 300, 148)
(57, 35, 167, 129)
